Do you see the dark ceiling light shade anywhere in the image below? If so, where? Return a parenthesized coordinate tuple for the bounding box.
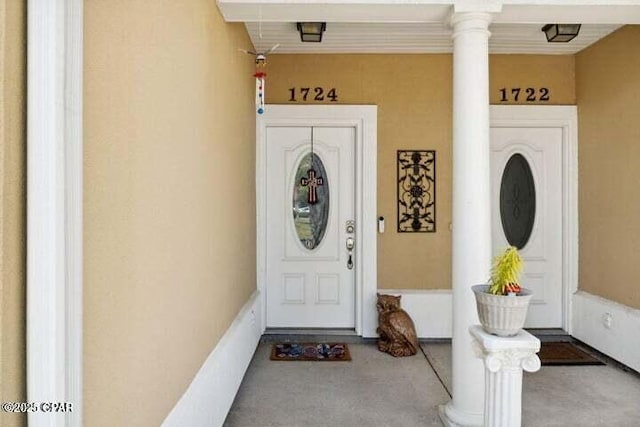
(542, 24, 581, 42)
(297, 22, 327, 42)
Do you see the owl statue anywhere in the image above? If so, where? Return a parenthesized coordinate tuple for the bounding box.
(376, 294, 419, 357)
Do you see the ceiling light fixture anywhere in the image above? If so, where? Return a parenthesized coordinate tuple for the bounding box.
(297, 22, 327, 42)
(541, 24, 581, 42)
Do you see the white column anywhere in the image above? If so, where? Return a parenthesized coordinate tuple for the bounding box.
(439, 12, 493, 427)
(470, 326, 541, 427)
(28, 0, 83, 426)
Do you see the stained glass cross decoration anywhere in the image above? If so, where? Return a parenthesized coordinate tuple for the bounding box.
(300, 168, 324, 204)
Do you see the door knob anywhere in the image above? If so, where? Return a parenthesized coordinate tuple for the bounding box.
(346, 237, 355, 250)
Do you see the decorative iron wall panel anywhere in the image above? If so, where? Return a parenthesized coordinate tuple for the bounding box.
(397, 150, 436, 232)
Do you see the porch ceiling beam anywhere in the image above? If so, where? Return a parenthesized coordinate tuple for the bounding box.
(495, 5, 640, 24)
(217, 0, 640, 24)
(216, 3, 453, 23)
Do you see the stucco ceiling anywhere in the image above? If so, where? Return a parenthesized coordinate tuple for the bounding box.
(244, 22, 621, 55)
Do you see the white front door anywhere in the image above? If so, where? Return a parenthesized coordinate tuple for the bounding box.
(491, 127, 563, 328)
(265, 126, 356, 328)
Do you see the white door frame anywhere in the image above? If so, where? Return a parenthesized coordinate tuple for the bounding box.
(490, 105, 578, 334)
(257, 105, 378, 337)
(27, 1, 83, 426)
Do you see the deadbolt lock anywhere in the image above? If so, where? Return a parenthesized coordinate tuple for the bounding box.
(346, 220, 355, 234)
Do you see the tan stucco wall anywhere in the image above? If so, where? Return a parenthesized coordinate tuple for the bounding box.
(576, 25, 640, 310)
(84, 1, 256, 425)
(0, 1, 27, 426)
(267, 54, 575, 289)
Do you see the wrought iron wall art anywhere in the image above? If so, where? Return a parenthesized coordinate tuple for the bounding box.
(397, 150, 436, 232)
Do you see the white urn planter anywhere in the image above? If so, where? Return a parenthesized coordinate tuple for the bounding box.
(472, 285, 533, 337)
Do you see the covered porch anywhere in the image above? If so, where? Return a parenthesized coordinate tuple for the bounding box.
(213, 1, 640, 425)
(18, 1, 640, 426)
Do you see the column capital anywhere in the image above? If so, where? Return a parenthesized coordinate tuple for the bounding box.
(485, 351, 542, 373)
(470, 326, 542, 372)
(450, 12, 493, 38)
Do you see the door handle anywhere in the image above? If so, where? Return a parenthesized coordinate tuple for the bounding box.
(346, 237, 355, 250)
(346, 237, 354, 269)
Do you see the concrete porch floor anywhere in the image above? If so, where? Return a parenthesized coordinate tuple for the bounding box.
(225, 340, 640, 426)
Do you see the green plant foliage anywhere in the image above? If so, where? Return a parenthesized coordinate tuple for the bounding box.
(488, 246, 523, 295)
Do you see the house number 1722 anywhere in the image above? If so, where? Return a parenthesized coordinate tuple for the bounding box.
(288, 87, 338, 102)
(499, 87, 550, 102)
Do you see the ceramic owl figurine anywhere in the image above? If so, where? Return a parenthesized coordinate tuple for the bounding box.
(376, 294, 419, 357)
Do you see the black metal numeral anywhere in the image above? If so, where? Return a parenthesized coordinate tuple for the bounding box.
(314, 87, 324, 101)
(327, 88, 338, 102)
(526, 88, 536, 101)
(539, 87, 550, 101)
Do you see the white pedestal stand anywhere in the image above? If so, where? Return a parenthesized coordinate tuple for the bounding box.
(469, 326, 541, 427)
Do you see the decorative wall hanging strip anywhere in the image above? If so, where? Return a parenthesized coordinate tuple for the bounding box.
(397, 150, 436, 232)
(239, 44, 279, 115)
(254, 71, 266, 114)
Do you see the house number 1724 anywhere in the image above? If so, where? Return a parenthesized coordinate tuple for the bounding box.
(288, 87, 338, 102)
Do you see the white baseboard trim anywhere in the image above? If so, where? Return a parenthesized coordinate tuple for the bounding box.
(378, 289, 452, 338)
(572, 291, 640, 372)
(162, 290, 262, 427)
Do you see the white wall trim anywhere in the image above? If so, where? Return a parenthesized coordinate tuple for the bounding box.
(490, 105, 579, 334)
(572, 291, 640, 373)
(162, 291, 263, 427)
(379, 290, 453, 338)
(27, 1, 83, 425)
(256, 105, 378, 337)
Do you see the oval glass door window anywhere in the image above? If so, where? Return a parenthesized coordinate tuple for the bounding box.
(500, 153, 536, 249)
(292, 153, 330, 250)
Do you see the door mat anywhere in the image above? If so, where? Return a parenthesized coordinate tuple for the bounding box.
(539, 341, 605, 366)
(270, 343, 351, 361)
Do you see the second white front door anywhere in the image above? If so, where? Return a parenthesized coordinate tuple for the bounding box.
(266, 126, 356, 328)
(491, 127, 563, 328)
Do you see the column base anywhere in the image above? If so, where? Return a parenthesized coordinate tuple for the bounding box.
(438, 401, 483, 427)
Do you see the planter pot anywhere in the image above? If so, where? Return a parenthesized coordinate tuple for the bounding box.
(472, 285, 533, 337)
